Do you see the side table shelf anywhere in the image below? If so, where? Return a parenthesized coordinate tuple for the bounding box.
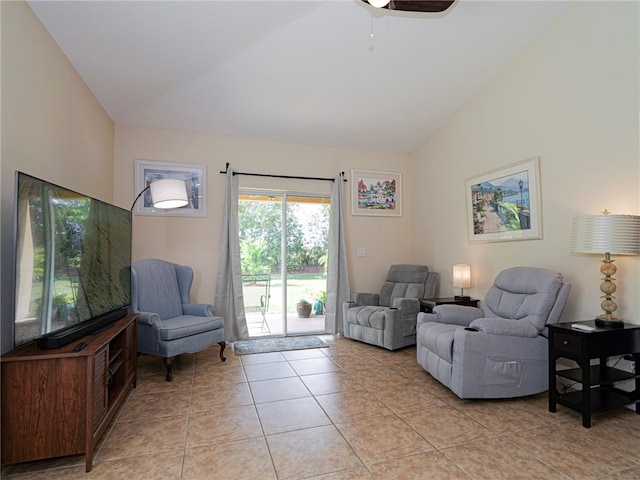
(548, 320, 640, 428)
(557, 365, 636, 385)
(557, 389, 638, 416)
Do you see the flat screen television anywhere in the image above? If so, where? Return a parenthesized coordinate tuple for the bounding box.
(13, 172, 132, 349)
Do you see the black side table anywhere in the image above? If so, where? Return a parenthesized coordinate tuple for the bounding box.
(420, 297, 479, 313)
(548, 320, 640, 427)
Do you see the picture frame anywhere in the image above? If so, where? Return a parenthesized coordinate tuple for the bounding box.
(351, 169, 402, 217)
(134, 160, 207, 217)
(465, 157, 542, 243)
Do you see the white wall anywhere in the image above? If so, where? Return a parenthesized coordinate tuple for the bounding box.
(0, 1, 115, 353)
(113, 125, 415, 303)
(412, 2, 640, 324)
(3, 1, 638, 357)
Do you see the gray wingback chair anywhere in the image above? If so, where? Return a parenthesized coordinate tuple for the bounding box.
(416, 266, 571, 398)
(131, 258, 226, 381)
(343, 264, 439, 350)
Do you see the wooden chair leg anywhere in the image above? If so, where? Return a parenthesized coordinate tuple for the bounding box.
(219, 341, 227, 362)
(163, 357, 175, 382)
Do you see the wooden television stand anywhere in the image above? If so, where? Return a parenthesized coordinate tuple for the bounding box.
(1, 314, 137, 472)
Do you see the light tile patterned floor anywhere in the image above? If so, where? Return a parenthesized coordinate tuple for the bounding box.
(3, 335, 640, 479)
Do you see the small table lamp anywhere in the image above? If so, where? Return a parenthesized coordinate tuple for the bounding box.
(131, 179, 189, 212)
(571, 211, 640, 328)
(453, 264, 471, 301)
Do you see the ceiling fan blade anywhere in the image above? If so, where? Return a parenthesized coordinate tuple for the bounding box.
(391, 1, 455, 12)
(361, 0, 456, 13)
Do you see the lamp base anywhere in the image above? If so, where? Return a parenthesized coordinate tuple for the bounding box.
(595, 315, 624, 329)
(454, 295, 471, 302)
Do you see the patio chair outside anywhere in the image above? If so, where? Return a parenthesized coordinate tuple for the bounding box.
(242, 274, 271, 334)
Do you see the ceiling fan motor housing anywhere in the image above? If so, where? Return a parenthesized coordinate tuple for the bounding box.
(364, 0, 456, 13)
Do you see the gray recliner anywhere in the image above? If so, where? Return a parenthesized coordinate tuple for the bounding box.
(343, 264, 439, 350)
(131, 258, 226, 381)
(416, 266, 570, 398)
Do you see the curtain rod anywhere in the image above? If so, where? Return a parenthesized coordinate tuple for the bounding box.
(219, 163, 347, 182)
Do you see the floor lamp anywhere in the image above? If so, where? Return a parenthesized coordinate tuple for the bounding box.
(571, 211, 640, 328)
(130, 178, 189, 212)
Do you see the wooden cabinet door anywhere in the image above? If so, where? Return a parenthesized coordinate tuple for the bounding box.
(124, 321, 136, 381)
(1, 357, 87, 463)
(92, 346, 109, 431)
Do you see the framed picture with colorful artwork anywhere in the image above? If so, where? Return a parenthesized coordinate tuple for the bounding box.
(466, 157, 542, 242)
(351, 169, 402, 217)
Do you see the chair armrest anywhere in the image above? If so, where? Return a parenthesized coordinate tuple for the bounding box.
(391, 297, 420, 315)
(136, 311, 163, 327)
(183, 303, 214, 316)
(382, 307, 405, 350)
(469, 317, 539, 338)
(431, 304, 483, 326)
(135, 311, 163, 356)
(417, 312, 436, 327)
(343, 301, 355, 310)
(350, 293, 379, 306)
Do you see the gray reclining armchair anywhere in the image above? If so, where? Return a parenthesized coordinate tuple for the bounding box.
(131, 258, 226, 381)
(343, 264, 439, 350)
(416, 266, 570, 398)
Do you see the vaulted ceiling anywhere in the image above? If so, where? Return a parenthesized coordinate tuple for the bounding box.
(29, 1, 568, 154)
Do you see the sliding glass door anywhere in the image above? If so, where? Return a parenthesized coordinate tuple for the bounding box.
(239, 191, 329, 337)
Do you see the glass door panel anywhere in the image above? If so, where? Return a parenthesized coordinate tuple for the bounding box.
(239, 193, 283, 336)
(239, 192, 329, 337)
(284, 196, 328, 335)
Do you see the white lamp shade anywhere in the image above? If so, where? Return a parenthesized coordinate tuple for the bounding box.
(149, 179, 189, 209)
(452, 264, 471, 289)
(571, 214, 640, 255)
(368, 0, 390, 7)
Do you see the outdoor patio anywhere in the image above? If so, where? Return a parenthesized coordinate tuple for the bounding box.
(245, 311, 325, 337)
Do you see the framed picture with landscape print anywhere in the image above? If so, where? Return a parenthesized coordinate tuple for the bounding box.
(134, 160, 207, 217)
(351, 169, 402, 217)
(465, 157, 542, 243)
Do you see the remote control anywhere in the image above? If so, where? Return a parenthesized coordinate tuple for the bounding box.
(73, 341, 87, 351)
(571, 323, 595, 332)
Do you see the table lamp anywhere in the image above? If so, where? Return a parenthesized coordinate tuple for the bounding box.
(453, 264, 471, 301)
(131, 178, 188, 212)
(571, 210, 640, 328)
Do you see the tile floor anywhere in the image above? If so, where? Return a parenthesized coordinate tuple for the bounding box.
(3, 335, 640, 479)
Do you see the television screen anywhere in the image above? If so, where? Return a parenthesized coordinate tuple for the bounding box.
(13, 172, 132, 348)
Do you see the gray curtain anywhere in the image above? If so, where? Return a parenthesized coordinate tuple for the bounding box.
(214, 168, 249, 341)
(325, 172, 350, 334)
